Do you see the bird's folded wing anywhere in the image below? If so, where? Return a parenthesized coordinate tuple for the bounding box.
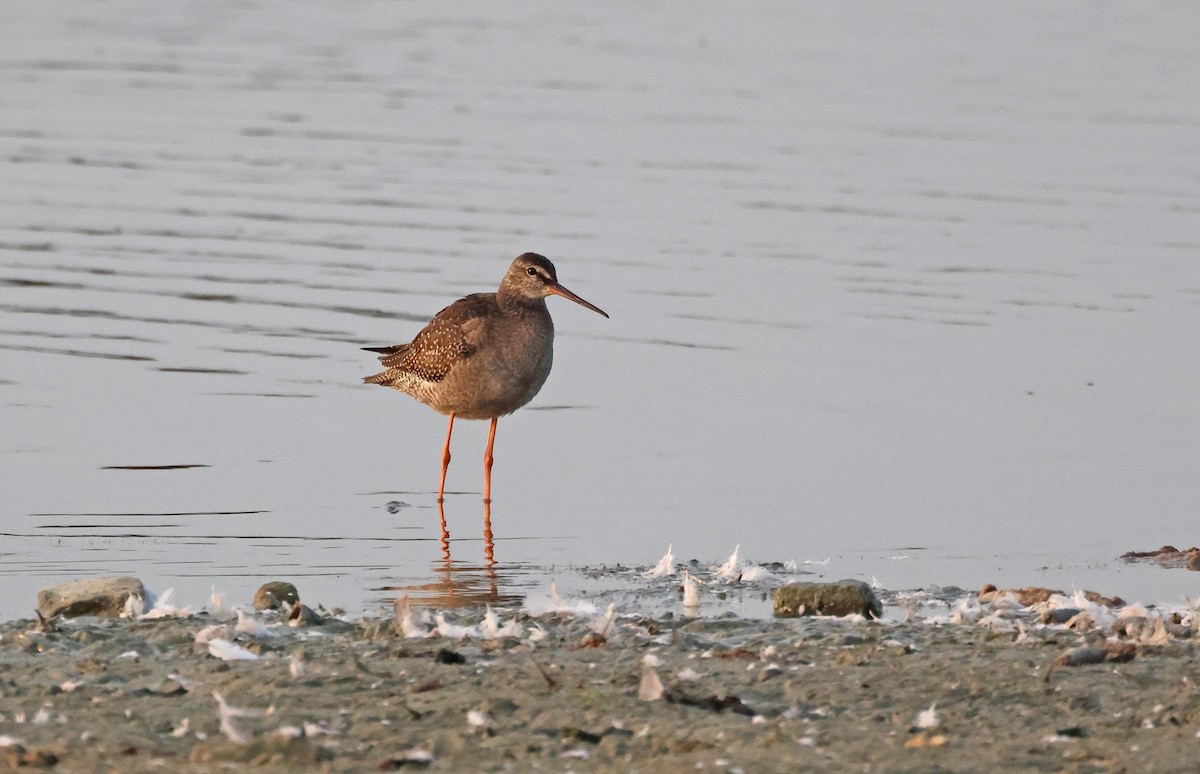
(371, 295, 490, 382)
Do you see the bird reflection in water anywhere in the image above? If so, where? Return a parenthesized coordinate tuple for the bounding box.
(381, 499, 522, 609)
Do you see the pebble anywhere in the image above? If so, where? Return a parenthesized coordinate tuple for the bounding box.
(757, 666, 783, 683)
(252, 582, 299, 611)
(36, 577, 145, 619)
(773, 580, 882, 618)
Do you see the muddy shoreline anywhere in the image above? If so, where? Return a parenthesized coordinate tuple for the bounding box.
(3, 583, 1199, 772)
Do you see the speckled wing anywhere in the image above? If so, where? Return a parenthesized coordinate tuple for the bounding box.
(363, 294, 492, 386)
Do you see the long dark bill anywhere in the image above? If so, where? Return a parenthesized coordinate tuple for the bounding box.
(547, 283, 609, 318)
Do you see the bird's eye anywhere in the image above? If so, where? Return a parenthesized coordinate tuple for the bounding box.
(526, 267, 538, 277)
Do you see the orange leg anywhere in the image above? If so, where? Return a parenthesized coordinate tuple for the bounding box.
(438, 412, 455, 503)
(483, 416, 498, 503)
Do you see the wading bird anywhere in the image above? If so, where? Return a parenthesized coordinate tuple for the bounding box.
(363, 253, 608, 502)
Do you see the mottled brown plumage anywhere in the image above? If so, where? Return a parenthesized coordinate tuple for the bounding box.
(363, 253, 607, 502)
(363, 296, 483, 387)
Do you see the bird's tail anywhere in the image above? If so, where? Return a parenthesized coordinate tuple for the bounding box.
(362, 344, 407, 386)
(363, 372, 397, 386)
(362, 343, 411, 371)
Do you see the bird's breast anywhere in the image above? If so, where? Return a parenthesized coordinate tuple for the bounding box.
(434, 312, 555, 419)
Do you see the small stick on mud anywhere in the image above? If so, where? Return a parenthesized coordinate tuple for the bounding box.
(529, 655, 558, 690)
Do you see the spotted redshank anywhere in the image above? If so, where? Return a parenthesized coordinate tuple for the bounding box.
(363, 253, 608, 502)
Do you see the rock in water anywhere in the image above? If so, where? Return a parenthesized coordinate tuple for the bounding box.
(773, 580, 882, 619)
(37, 576, 146, 618)
(253, 582, 299, 611)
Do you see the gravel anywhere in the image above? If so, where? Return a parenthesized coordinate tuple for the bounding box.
(2, 585, 1198, 772)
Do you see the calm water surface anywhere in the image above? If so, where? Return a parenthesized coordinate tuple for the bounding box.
(2, 2, 1198, 619)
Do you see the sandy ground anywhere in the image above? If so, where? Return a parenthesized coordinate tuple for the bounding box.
(2, 587, 1199, 773)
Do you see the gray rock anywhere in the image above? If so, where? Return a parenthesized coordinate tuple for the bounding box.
(253, 581, 299, 611)
(37, 576, 145, 619)
(773, 580, 882, 619)
(285, 603, 324, 627)
(1041, 608, 1081, 625)
(757, 665, 784, 683)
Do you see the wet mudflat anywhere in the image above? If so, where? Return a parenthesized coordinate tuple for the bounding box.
(6, 558, 1200, 772)
(3, 584, 1200, 773)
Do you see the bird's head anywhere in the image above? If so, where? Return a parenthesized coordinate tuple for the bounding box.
(502, 253, 609, 318)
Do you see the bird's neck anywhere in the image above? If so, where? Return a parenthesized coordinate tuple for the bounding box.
(496, 291, 548, 317)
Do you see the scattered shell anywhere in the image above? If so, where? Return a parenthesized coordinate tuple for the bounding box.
(235, 609, 275, 638)
(682, 572, 701, 609)
(638, 668, 665, 702)
(715, 545, 742, 581)
(915, 703, 940, 730)
(195, 624, 234, 645)
(466, 709, 491, 732)
(644, 544, 676, 578)
(208, 639, 258, 662)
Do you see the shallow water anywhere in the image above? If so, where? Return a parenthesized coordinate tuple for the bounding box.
(2, 2, 1199, 619)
